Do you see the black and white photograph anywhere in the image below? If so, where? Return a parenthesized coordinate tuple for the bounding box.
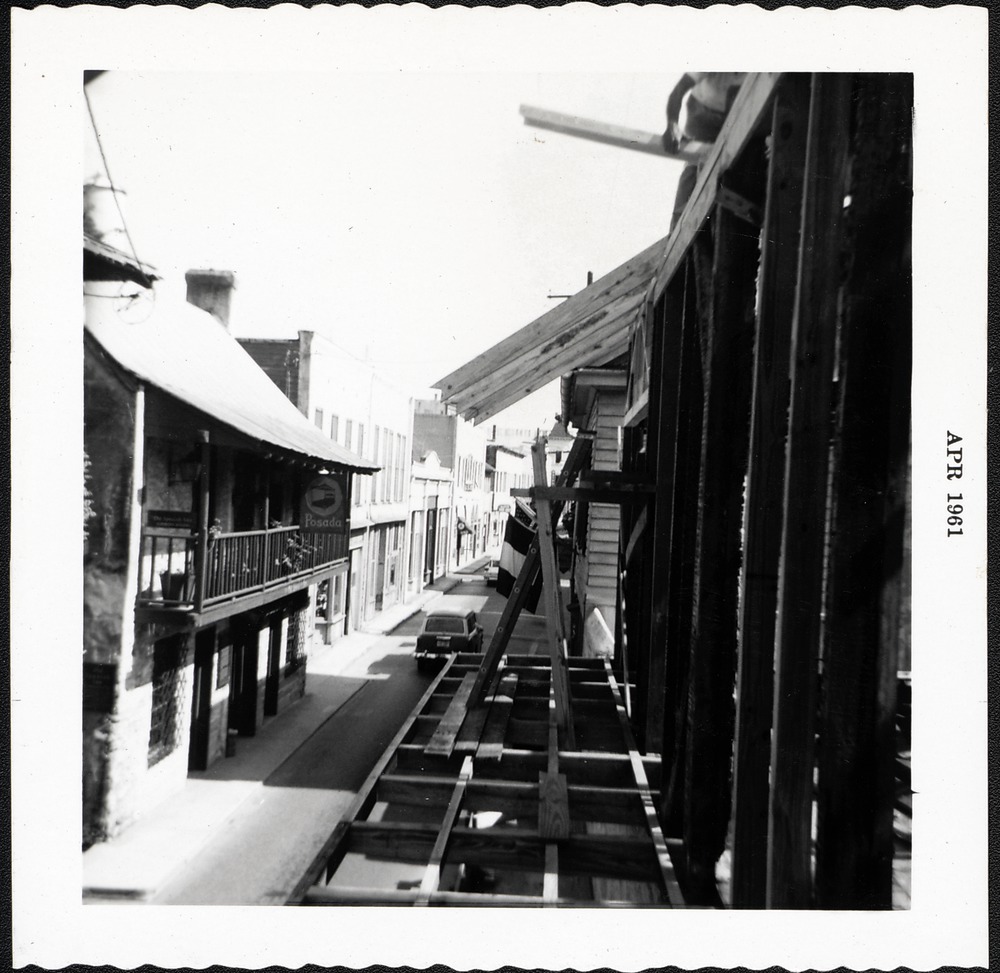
(10, 4, 989, 970)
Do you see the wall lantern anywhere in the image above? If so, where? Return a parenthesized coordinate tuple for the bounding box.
(169, 445, 202, 484)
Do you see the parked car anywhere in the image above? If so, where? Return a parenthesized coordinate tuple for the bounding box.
(415, 607, 485, 669)
(483, 559, 499, 586)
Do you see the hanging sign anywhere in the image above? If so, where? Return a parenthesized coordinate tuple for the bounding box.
(302, 472, 348, 534)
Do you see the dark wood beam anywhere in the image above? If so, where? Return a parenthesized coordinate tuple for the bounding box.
(767, 73, 853, 909)
(730, 73, 809, 909)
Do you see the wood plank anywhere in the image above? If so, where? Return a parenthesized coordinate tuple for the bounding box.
(767, 73, 853, 909)
(436, 238, 666, 401)
(644, 279, 686, 753)
(347, 820, 667, 883)
(532, 439, 574, 745)
(814, 74, 912, 909)
(377, 774, 659, 829)
(444, 294, 638, 415)
(730, 73, 810, 909)
(604, 659, 686, 907)
(520, 104, 707, 162)
(424, 671, 477, 758)
(415, 755, 473, 905)
(682, 164, 762, 904)
(475, 672, 518, 760)
(467, 332, 634, 423)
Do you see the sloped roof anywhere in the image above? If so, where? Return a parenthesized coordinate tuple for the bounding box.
(85, 289, 377, 471)
(84, 233, 159, 284)
(433, 235, 665, 423)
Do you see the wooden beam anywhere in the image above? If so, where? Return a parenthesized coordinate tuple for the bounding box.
(347, 822, 670, 885)
(531, 440, 574, 745)
(449, 316, 635, 423)
(814, 74, 912, 909)
(605, 660, 686, 907)
(682, 154, 763, 905)
(435, 237, 666, 404)
(424, 671, 478, 757)
(520, 104, 708, 162)
(766, 73, 853, 909)
(513, 483, 654, 504)
(415, 755, 473, 905)
(644, 280, 686, 753)
(730, 73, 809, 910)
(475, 671, 518, 760)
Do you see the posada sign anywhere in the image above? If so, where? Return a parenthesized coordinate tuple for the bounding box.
(301, 472, 348, 534)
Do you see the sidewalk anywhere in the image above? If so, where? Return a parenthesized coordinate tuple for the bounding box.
(82, 565, 483, 902)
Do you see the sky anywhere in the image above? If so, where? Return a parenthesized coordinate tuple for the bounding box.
(83, 70, 685, 429)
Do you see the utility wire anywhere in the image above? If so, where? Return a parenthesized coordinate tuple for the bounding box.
(84, 85, 155, 290)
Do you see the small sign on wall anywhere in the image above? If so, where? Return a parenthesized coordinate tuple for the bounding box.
(301, 472, 348, 534)
(147, 509, 194, 530)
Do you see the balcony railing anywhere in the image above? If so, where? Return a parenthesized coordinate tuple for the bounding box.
(138, 525, 348, 610)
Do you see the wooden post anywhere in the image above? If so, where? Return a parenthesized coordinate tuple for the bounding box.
(660, 260, 705, 839)
(766, 74, 853, 909)
(683, 171, 761, 903)
(730, 74, 810, 909)
(194, 430, 210, 612)
(814, 74, 912, 909)
(643, 285, 685, 755)
(531, 439, 575, 748)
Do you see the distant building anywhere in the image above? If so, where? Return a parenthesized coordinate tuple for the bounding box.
(240, 333, 412, 637)
(412, 399, 490, 569)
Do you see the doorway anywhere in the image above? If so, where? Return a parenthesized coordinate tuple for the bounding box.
(263, 617, 282, 717)
(187, 629, 215, 771)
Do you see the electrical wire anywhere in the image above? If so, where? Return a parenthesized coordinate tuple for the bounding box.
(84, 84, 155, 291)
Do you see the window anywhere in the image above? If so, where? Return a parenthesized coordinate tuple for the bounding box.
(147, 636, 187, 767)
(345, 419, 354, 451)
(315, 408, 324, 429)
(330, 414, 339, 442)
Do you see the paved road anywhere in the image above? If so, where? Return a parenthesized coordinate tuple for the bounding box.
(152, 576, 548, 904)
(152, 630, 433, 904)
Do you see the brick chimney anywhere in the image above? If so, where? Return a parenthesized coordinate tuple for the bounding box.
(185, 269, 236, 330)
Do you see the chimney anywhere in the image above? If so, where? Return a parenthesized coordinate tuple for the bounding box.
(185, 269, 236, 330)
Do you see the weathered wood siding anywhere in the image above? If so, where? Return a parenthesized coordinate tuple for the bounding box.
(585, 391, 625, 619)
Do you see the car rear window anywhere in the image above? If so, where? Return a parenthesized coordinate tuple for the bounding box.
(424, 616, 466, 635)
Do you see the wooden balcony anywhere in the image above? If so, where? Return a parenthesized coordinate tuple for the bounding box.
(138, 524, 348, 620)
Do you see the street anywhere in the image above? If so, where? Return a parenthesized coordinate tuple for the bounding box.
(151, 574, 547, 904)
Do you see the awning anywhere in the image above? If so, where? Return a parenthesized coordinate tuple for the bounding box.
(433, 235, 666, 423)
(85, 290, 378, 472)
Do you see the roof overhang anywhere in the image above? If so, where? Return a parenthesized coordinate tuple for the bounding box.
(433, 235, 666, 424)
(84, 233, 159, 285)
(561, 367, 629, 431)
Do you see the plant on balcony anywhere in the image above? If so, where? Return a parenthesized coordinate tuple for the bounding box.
(277, 530, 315, 576)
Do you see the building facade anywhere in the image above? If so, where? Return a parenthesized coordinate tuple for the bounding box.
(83, 256, 373, 846)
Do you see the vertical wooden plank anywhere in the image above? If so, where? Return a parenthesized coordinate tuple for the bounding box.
(643, 285, 685, 754)
(468, 434, 592, 709)
(767, 73, 853, 909)
(661, 261, 705, 838)
(815, 74, 912, 909)
(730, 74, 811, 909)
(532, 440, 575, 748)
(683, 159, 763, 903)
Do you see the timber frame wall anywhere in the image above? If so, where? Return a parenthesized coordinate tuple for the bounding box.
(620, 73, 912, 907)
